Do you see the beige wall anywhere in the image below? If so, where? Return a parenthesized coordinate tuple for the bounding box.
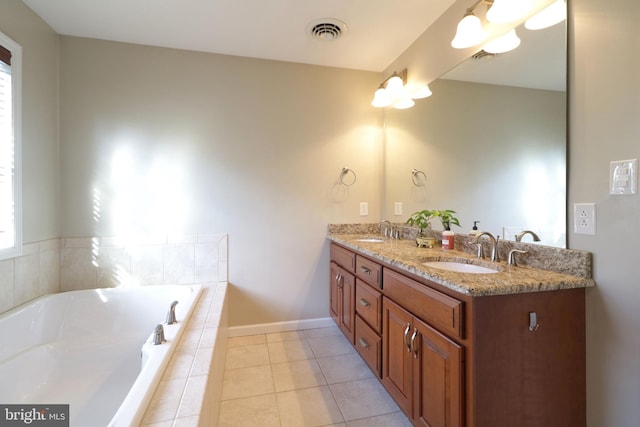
(571, 0, 640, 425)
(59, 36, 382, 326)
(0, 0, 59, 242)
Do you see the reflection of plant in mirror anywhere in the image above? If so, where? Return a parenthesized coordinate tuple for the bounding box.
(406, 209, 460, 235)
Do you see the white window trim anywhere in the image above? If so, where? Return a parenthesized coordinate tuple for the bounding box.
(0, 31, 22, 260)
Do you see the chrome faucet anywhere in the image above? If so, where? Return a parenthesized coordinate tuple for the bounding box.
(379, 220, 392, 238)
(153, 324, 166, 345)
(515, 230, 541, 242)
(166, 300, 178, 325)
(471, 231, 500, 262)
(508, 249, 529, 266)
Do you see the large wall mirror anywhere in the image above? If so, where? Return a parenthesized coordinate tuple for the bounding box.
(384, 20, 567, 247)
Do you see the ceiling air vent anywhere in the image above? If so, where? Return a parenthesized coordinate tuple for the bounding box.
(307, 19, 347, 41)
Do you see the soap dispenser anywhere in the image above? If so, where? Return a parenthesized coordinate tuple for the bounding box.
(469, 221, 480, 236)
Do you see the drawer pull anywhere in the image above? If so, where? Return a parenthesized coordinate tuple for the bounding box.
(359, 337, 370, 349)
(359, 298, 370, 307)
(410, 328, 418, 359)
(359, 265, 371, 274)
(404, 323, 411, 352)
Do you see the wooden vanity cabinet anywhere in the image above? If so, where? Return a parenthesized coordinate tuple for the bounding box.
(330, 244, 356, 344)
(329, 241, 586, 427)
(382, 284, 463, 427)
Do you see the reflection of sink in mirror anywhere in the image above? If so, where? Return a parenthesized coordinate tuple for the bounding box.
(355, 238, 385, 243)
(423, 261, 498, 274)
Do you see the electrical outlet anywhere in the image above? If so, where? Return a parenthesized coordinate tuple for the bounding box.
(573, 203, 596, 235)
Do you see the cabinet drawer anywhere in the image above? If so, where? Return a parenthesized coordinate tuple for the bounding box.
(383, 269, 463, 339)
(355, 279, 382, 333)
(355, 315, 382, 378)
(330, 244, 355, 273)
(355, 255, 382, 289)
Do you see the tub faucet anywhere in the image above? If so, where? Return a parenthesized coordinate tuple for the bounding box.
(166, 300, 178, 325)
(471, 232, 500, 262)
(515, 230, 541, 242)
(153, 324, 166, 345)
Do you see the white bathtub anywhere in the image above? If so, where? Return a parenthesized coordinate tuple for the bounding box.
(0, 285, 203, 427)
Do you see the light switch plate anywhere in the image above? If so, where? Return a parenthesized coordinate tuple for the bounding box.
(394, 202, 403, 216)
(359, 202, 368, 216)
(610, 159, 638, 195)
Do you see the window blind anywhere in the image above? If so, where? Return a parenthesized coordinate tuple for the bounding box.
(0, 56, 14, 250)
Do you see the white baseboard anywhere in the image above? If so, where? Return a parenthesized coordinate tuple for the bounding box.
(227, 317, 335, 337)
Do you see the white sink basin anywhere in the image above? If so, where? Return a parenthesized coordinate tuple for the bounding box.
(355, 238, 385, 243)
(423, 261, 498, 274)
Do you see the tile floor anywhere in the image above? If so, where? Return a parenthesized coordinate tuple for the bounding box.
(218, 326, 413, 427)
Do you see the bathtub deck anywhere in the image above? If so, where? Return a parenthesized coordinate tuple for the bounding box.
(140, 282, 228, 426)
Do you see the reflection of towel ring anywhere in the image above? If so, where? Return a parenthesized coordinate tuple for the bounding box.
(412, 169, 427, 187)
(340, 167, 357, 186)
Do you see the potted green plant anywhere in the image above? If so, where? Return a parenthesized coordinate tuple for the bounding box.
(406, 209, 461, 247)
(436, 209, 461, 231)
(406, 209, 437, 247)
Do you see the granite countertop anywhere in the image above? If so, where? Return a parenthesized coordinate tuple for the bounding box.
(328, 233, 596, 297)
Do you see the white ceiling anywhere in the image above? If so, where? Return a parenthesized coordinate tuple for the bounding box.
(22, 0, 456, 72)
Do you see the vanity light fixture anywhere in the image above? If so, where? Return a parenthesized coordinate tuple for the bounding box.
(482, 28, 521, 54)
(524, 0, 566, 30)
(486, 0, 532, 24)
(371, 69, 432, 109)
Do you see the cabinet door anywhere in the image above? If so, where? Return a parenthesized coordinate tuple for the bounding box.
(412, 317, 463, 427)
(339, 269, 355, 344)
(382, 297, 413, 415)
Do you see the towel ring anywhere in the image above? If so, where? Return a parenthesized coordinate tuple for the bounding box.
(411, 169, 426, 187)
(340, 167, 357, 186)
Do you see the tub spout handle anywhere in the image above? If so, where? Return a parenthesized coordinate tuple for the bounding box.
(153, 324, 166, 345)
(166, 300, 179, 325)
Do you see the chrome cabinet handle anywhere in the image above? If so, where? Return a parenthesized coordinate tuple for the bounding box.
(336, 273, 343, 289)
(410, 328, 418, 359)
(529, 312, 540, 331)
(359, 298, 370, 307)
(359, 337, 369, 349)
(404, 323, 411, 352)
(360, 265, 371, 274)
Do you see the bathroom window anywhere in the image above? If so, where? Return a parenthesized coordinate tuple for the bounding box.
(0, 32, 21, 260)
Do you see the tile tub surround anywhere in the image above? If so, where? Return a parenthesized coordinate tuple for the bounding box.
(218, 327, 412, 427)
(61, 234, 228, 291)
(0, 238, 61, 314)
(328, 231, 595, 297)
(141, 282, 228, 427)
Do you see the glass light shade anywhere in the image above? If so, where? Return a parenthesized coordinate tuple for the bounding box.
(411, 85, 432, 99)
(385, 75, 404, 98)
(486, 0, 532, 24)
(393, 97, 415, 110)
(371, 87, 392, 108)
(525, 0, 566, 30)
(451, 14, 487, 49)
(483, 29, 521, 54)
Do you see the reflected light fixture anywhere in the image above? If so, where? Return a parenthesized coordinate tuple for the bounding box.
(451, 11, 487, 49)
(482, 29, 521, 54)
(371, 69, 432, 109)
(486, 0, 532, 24)
(525, 0, 566, 30)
